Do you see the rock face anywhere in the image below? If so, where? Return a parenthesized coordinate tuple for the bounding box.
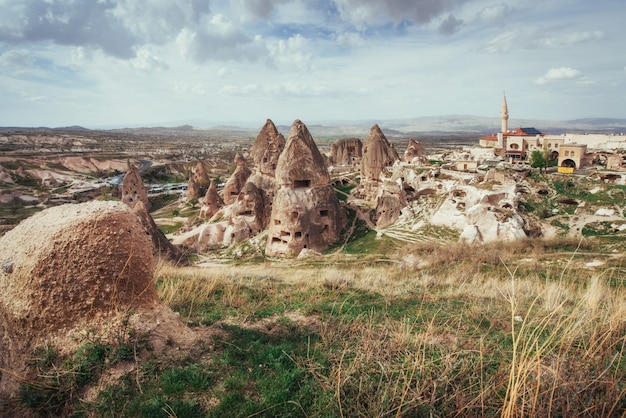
(429, 184, 526, 243)
(200, 179, 224, 219)
(361, 124, 399, 181)
(330, 137, 363, 166)
(266, 120, 346, 256)
(249, 119, 286, 176)
(223, 153, 252, 205)
(122, 162, 150, 210)
(404, 138, 425, 163)
(0, 201, 158, 395)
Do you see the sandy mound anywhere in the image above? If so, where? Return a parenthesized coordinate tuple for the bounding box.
(0, 201, 159, 395)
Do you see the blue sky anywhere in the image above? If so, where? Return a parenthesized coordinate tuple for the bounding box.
(0, 0, 624, 128)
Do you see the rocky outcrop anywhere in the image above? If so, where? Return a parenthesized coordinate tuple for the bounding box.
(0, 166, 14, 183)
(330, 137, 363, 166)
(374, 180, 408, 228)
(200, 179, 224, 220)
(266, 120, 346, 256)
(193, 161, 211, 189)
(361, 124, 399, 182)
(249, 119, 285, 176)
(121, 163, 186, 264)
(429, 184, 526, 243)
(404, 138, 425, 164)
(122, 162, 150, 210)
(186, 177, 200, 200)
(223, 153, 252, 205)
(0, 201, 158, 396)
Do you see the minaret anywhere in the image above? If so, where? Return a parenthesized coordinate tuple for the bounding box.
(501, 93, 509, 134)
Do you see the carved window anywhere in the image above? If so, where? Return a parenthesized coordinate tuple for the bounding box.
(295, 231, 302, 238)
(294, 179, 311, 188)
(320, 209, 329, 218)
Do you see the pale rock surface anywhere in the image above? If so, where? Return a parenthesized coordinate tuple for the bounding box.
(374, 179, 408, 228)
(430, 183, 526, 243)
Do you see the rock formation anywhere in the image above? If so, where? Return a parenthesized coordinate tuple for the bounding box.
(223, 153, 251, 205)
(0, 201, 158, 396)
(266, 120, 346, 256)
(199, 179, 224, 219)
(186, 177, 200, 200)
(330, 137, 363, 166)
(404, 138, 425, 164)
(361, 124, 400, 181)
(122, 162, 186, 264)
(374, 180, 408, 228)
(193, 161, 211, 189)
(122, 162, 150, 210)
(249, 119, 286, 176)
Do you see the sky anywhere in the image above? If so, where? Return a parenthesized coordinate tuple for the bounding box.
(0, 0, 625, 129)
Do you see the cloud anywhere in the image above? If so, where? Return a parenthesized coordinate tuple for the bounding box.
(535, 67, 587, 85)
(0, 0, 137, 58)
(230, 0, 290, 22)
(483, 28, 606, 53)
(438, 15, 464, 36)
(176, 15, 268, 63)
(478, 3, 511, 23)
(332, 0, 467, 29)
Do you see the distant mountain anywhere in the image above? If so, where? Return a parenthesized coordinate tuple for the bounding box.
(2, 116, 625, 137)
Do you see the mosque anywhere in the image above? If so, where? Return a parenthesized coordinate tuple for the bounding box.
(479, 95, 626, 170)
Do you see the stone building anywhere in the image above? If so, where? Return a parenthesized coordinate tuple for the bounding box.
(265, 120, 346, 256)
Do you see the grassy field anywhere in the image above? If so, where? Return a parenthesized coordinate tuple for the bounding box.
(10, 237, 625, 417)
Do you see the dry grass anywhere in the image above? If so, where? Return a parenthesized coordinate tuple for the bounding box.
(151, 240, 626, 416)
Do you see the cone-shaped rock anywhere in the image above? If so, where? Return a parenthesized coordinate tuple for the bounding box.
(250, 119, 286, 177)
(266, 120, 346, 256)
(122, 162, 150, 210)
(361, 124, 399, 181)
(223, 153, 251, 205)
(186, 177, 200, 200)
(200, 179, 224, 219)
(193, 161, 210, 188)
(404, 138, 425, 163)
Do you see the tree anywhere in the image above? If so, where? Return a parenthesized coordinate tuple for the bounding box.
(529, 150, 546, 173)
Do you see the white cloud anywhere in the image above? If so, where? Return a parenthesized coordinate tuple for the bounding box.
(535, 67, 584, 85)
(478, 3, 511, 23)
(483, 28, 605, 54)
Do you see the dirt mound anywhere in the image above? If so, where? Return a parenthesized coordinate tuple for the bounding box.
(0, 201, 159, 395)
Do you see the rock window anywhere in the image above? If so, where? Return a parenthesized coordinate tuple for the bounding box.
(272, 237, 281, 243)
(291, 211, 298, 220)
(274, 219, 281, 225)
(280, 231, 290, 238)
(295, 231, 302, 238)
(294, 179, 311, 188)
(320, 209, 329, 218)
(238, 210, 253, 216)
(230, 191, 238, 196)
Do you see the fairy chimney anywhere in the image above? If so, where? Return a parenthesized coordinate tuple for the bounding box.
(186, 177, 200, 200)
(249, 119, 286, 176)
(404, 138, 425, 163)
(223, 153, 251, 205)
(361, 124, 400, 181)
(266, 120, 346, 257)
(122, 161, 150, 210)
(374, 180, 408, 228)
(193, 161, 211, 189)
(200, 179, 224, 219)
(330, 137, 363, 166)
